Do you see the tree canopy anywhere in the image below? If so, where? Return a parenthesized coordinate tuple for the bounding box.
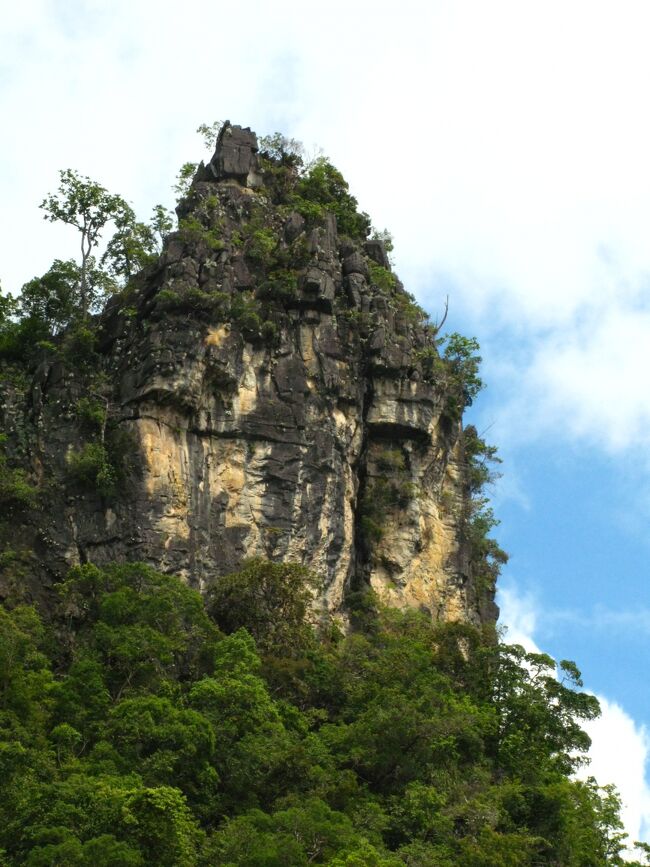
(0, 560, 642, 865)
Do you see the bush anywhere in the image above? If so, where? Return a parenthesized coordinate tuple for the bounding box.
(414, 346, 444, 382)
(246, 227, 278, 264)
(376, 449, 406, 473)
(230, 295, 279, 344)
(294, 158, 371, 239)
(360, 477, 415, 547)
(464, 499, 508, 591)
(67, 442, 116, 497)
(207, 559, 320, 658)
(393, 290, 428, 325)
(463, 425, 501, 495)
(368, 262, 397, 294)
(177, 216, 225, 252)
(75, 397, 107, 434)
(60, 324, 99, 367)
(0, 435, 38, 516)
(0, 314, 51, 364)
(156, 287, 227, 316)
(441, 332, 483, 413)
(257, 270, 298, 303)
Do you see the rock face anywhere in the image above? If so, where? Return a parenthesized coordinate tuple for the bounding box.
(201, 122, 262, 187)
(0, 124, 497, 626)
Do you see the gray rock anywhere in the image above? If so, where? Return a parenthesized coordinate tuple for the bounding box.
(302, 268, 335, 300)
(284, 212, 305, 243)
(345, 274, 366, 307)
(364, 239, 391, 269)
(342, 252, 369, 279)
(208, 123, 260, 186)
(232, 257, 253, 289)
(338, 239, 356, 258)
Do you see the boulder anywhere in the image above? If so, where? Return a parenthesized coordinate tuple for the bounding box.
(364, 239, 391, 269)
(208, 122, 260, 186)
(342, 251, 369, 279)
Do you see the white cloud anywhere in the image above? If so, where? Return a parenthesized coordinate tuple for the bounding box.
(497, 585, 541, 652)
(581, 697, 650, 852)
(480, 301, 650, 456)
(499, 584, 650, 852)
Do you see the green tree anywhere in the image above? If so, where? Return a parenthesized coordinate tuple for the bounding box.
(150, 204, 174, 250)
(440, 332, 483, 414)
(122, 786, 201, 866)
(107, 695, 218, 816)
(207, 559, 321, 659)
(0, 605, 52, 741)
(0, 282, 52, 362)
(294, 158, 371, 238)
(196, 121, 224, 151)
(100, 203, 172, 283)
(0, 435, 38, 518)
(489, 644, 600, 781)
(174, 162, 198, 201)
(189, 630, 305, 811)
(101, 206, 155, 284)
(207, 798, 378, 866)
(57, 563, 220, 699)
(258, 132, 305, 167)
(0, 282, 16, 325)
(40, 169, 130, 315)
(18, 259, 81, 333)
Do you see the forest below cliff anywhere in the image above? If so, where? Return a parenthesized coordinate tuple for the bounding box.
(0, 559, 636, 865)
(0, 126, 646, 865)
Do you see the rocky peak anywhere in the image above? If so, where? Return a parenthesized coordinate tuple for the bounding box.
(202, 122, 263, 188)
(0, 125, 498, 627)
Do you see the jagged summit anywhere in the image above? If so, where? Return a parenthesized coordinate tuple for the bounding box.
(202, 122, 262, 187)
(0, 124, 498, 625)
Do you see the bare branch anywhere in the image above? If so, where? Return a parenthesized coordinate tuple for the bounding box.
(431, 295, 449, 336)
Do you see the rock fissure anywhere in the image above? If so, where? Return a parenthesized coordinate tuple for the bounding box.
(351, 369, 375, 594)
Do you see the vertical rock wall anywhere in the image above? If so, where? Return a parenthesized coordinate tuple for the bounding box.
(0, 124, 497, 626)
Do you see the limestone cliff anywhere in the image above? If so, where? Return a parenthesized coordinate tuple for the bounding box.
(0, 124, 498, 625)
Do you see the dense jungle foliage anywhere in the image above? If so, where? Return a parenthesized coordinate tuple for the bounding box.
(0, 558, 642, 866)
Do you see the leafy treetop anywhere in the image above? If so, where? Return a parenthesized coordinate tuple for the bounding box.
(40, 170, 131, 316)
(0, 558, 639, 864)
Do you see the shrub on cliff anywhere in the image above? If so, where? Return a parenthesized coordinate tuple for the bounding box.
(294, 158, 371, 239)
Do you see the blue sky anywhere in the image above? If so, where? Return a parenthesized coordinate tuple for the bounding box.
(3, 0, 650, 851)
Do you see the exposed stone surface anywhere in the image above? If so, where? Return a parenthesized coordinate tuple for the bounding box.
(209, 122, 260, 185)
(364, 239, 391, 269)
(0, 127, 498, 627)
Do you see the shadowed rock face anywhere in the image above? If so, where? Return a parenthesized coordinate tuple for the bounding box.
(0, 125, 498, 626)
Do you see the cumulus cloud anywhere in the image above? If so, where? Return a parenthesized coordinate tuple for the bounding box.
(499, 584, 650, 852)
(581, 697, 650, 852)
(497, 585, 541, 651)
(476, 299, 650, 457)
